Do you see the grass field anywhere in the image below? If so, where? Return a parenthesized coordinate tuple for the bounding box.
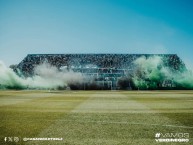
(0, 90, 193, 145)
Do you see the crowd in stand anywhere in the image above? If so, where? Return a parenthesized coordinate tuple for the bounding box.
(17, 54, 185, 76)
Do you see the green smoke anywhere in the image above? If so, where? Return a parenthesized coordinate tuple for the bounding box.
(0, 61, 26, 89)
(132, 56, 193, 90)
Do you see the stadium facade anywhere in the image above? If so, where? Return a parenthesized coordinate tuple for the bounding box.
(16, 54, 186, 90)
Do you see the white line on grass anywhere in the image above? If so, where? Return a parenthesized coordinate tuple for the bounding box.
(57, 119, 193, 129)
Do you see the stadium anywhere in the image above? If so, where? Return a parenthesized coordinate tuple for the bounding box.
(15, 54, 186, 90)
(1, 55, 193, 145)
(1, 0, 193, 144)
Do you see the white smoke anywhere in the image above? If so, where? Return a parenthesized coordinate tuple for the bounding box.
(0, 61, 83, 89)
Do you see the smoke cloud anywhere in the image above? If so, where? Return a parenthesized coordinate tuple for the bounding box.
(0, 61, 83, 90)
(132, 56, 193, 89)
(0, 56, 193, 90)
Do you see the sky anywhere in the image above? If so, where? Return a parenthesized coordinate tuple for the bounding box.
(0, 0, 193, 68)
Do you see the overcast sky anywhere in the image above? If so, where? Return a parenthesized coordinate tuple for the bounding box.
(0, 0, 193, 68)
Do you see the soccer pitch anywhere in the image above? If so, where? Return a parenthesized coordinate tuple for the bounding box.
(0, 90, 193, 145)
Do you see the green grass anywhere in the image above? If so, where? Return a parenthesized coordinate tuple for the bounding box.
(0, 90, 193, 145)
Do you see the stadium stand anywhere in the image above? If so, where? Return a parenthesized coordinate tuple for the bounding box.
(16, 54, 186, 90)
